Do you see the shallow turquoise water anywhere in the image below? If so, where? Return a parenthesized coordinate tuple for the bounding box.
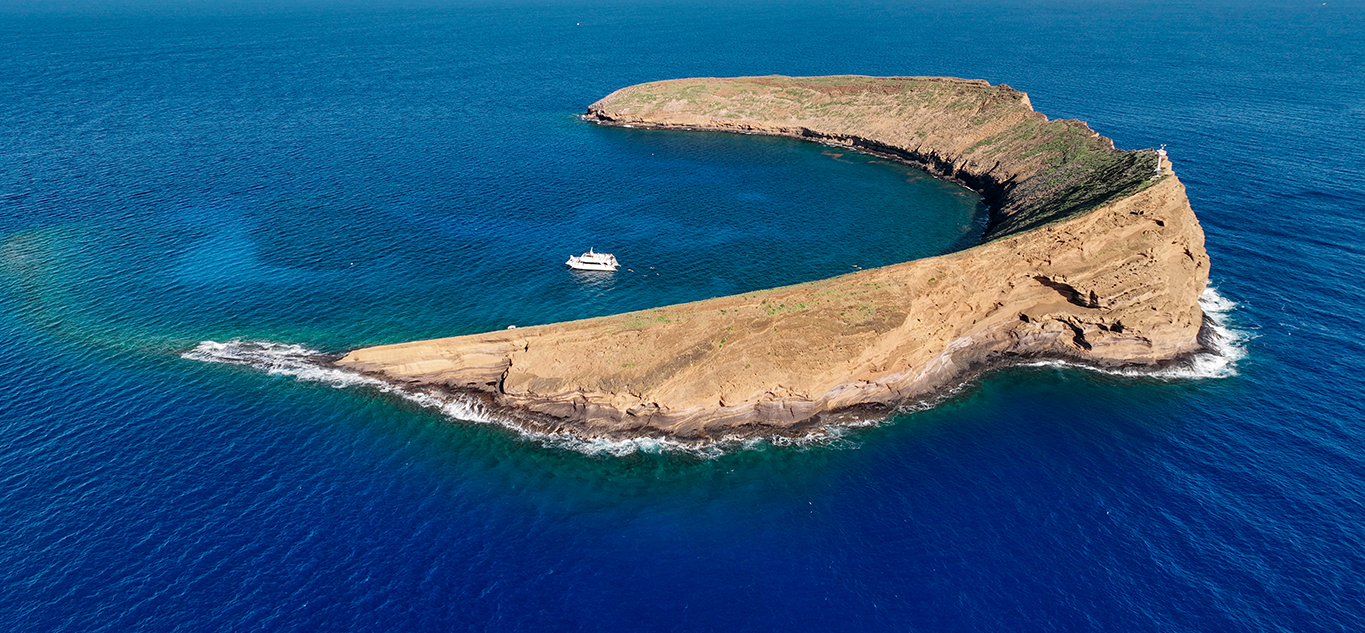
(1, 114, 982, 354)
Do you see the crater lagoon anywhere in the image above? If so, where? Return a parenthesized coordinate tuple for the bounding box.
(1, 0, 1361, 630)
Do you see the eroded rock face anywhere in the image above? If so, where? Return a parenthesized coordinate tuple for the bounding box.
(336, 76, 1210, 441)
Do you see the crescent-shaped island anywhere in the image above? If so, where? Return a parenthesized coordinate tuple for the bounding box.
(335, 75, 1210, 442)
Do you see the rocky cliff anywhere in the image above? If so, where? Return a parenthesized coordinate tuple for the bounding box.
(336, 75, 1210, 441)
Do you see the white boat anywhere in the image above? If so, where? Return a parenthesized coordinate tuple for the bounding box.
(566, 248, 620, 271)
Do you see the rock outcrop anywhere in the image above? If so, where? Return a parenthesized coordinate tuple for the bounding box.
(336, 76, 1210, 441)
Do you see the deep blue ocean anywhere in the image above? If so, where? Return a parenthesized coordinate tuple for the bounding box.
(2, 0, 1363, 630)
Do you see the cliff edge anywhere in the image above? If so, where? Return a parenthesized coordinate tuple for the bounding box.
(336, 76, 1210, 441)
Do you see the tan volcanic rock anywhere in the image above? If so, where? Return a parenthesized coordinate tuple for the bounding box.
(336, 76, 1210, 441)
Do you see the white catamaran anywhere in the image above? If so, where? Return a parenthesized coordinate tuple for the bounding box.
(565, 248, 620, 271)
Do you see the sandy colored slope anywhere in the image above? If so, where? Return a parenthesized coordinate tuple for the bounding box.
(337, 76, 1209, 441)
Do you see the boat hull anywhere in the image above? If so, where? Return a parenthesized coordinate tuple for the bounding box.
(566, 259, 618, 271)
(566, 250, 620, 271)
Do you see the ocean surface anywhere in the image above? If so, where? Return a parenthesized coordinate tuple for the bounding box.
(2, 0, 1363, 630)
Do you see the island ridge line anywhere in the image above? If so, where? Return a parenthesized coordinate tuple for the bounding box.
(335, 75, 1210, 441)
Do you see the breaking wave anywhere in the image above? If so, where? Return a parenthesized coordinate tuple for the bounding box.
(184, 290, 1245, 456)
(182, 339, 495, 425)
(519, 423, 871, 459)
(1184, 286, 1251, 377)
(1023, 285, 1250, 379)
(181, 339, 863, 457)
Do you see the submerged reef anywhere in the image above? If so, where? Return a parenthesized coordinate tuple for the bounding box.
(336, 75, 1209, 442)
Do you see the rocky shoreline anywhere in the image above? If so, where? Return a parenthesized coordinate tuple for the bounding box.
(335, 75, 1210, 442)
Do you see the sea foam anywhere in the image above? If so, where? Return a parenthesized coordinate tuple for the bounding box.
(182, 339, 495, 425)
(181, 339, 857, 456)
(183, 288, 1245, 455)
(1022, 285, 1250, 379)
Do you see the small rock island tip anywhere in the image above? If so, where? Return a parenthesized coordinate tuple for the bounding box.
(336, 75, 1210, 442)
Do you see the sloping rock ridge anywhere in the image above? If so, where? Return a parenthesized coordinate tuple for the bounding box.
(336, 75, 1210, 442)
